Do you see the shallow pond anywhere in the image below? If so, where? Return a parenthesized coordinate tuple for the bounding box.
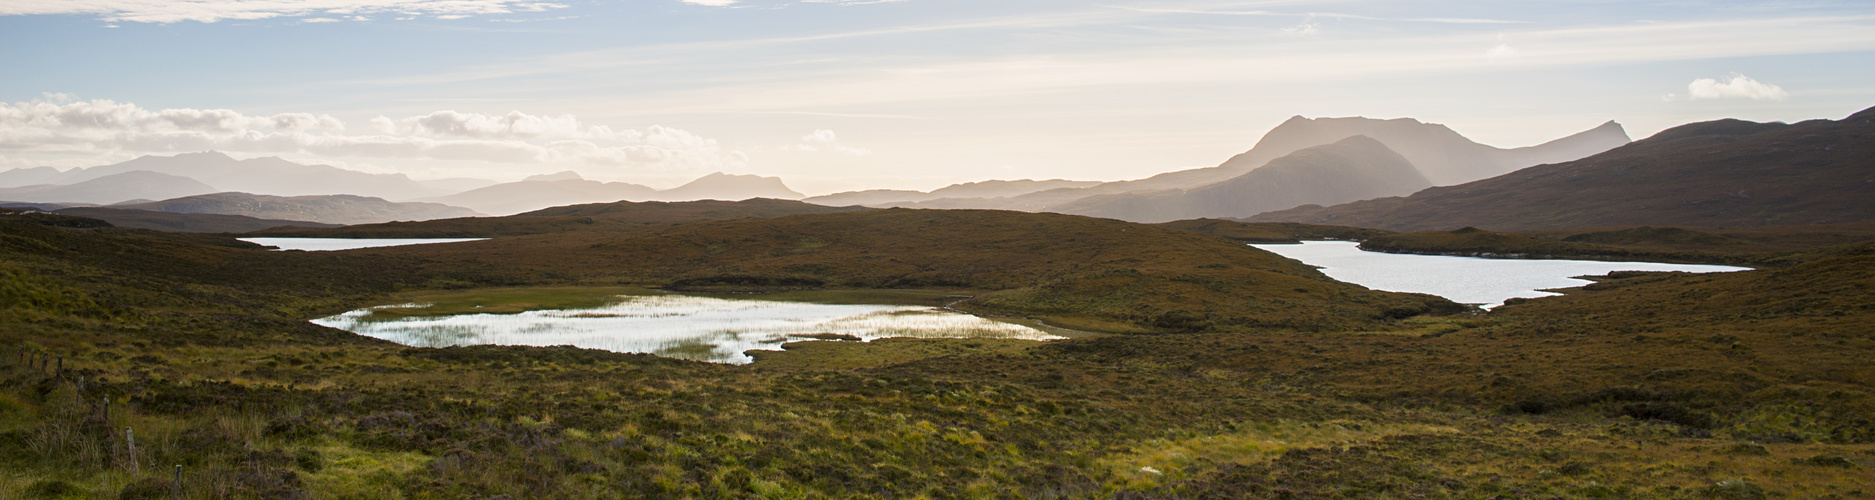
(240, 237, 487, 251)
(1251, 241, 1749, 308)
(313, 293, 1057, 364)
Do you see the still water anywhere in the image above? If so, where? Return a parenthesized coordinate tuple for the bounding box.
(1251, 241, 1748, 308)
(240, 237, 487, 251)
(313, 294, 1057, 364)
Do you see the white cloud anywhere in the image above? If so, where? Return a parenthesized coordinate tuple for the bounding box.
(1281, 16, 1319, 36)
(1687, 74, 1790, 100)
(783, 129, 871, 156)
(0, 95, 747, 175)
(0, 0, 569, 24)
(1484, 34, 1517, 61)
(681, 0, 738, 6)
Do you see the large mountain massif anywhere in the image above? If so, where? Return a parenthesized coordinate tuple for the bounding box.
(1248, 106, 1875, 230)
(1048, 136, 1431, 223)
(821, 116, 1629, 222)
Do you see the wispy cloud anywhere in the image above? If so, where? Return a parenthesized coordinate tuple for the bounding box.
(0, 0, 569, 23)
(0, 95, 746, 173)
(1687, 74, 1790, 100)
(782, 130, 871, 155)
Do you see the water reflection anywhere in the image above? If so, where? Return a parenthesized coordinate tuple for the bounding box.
(1252, 241, 1748, 308)
(239, 238, 486, 251)
(312, 294, 1056, 364)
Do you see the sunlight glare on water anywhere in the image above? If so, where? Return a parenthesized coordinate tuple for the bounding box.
(1251, 241, 1749, 308)
(312, 294, 1056, 364)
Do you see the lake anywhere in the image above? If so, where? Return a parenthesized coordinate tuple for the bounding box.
(1251, 240, 1749, 307)
(240, 237, 487, 251)
(312, 293, 1058, 364)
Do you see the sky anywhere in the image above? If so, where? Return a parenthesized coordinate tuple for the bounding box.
(2, 0, 1872, 195)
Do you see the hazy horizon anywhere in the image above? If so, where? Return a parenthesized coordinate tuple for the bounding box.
(4, 0, 1873, 196)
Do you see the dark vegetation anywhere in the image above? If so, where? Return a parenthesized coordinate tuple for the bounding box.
(1249, 105, 1875, 230)
(246, 198, 867, 238)
(4, 202, 1875, 497)
(1155, 218, 1393, 243)
(53, 207, 340, 233)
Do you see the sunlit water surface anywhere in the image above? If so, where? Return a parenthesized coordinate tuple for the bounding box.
(240, 237, 487, 251)
(1251, 241, 1749, 308)
(313, 294, 1057, 364)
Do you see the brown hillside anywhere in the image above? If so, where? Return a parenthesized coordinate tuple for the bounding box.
(1155, 219, 1392, 243)
(1247, 106, 1875, 230)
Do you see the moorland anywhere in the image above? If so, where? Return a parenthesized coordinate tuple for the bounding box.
(3, 200, 1874, 498)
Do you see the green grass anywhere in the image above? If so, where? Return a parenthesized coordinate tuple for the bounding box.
(3, 208, 1875, 498)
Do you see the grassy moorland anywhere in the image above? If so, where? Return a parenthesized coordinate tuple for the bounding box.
(3, 208, 1874, 498)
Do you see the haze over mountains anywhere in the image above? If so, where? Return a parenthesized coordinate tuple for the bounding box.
(1048, 136, 1432, 223)
(804, 116, 1630, 223)
(417, 171, 806, 215)
(1248, 106, 1875, 230)
(0, 170, 219, 205)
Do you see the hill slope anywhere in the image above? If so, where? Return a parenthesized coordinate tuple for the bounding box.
(0, 170, 218, 204)
(250, 198, 870, 238)
(1249, 107, 1875, 230)
(1051, 136, 1431, 223)
(116, 192, 482, 225)
(53, 207, 339, 233)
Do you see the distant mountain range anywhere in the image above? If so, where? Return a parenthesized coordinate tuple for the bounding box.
(114, 192, 483, 225)
(0, 152, 493, 201)
(0, 171, 218, 205)
(0, 153, 807, 214)
(804, 179, 1102, 207)
(1247, 106, 1875, 230)
(1048, 136, 1432, 223)
(840, 116, 1628, 222)
(249, 198, 868, 238)
(416, 171, 806, 216)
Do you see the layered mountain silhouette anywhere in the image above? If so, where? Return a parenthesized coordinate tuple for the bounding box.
(0, 171, 218, 204)
(804, 179, 1101, 207)
(1050, 136, 1431, 223)
(114, 192, 482, 225)
(250, 199, 870, 238)
(658, 172, 804, 201)
(0, 152, 491, 201)
(879, 116, 1629, 217)
(418, 171, 804, 216)
(1247, 106, 1875, 230)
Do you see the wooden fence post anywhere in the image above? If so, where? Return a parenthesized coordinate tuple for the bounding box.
(174, 465, 183, 499)
(126, 427, 139, 475)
